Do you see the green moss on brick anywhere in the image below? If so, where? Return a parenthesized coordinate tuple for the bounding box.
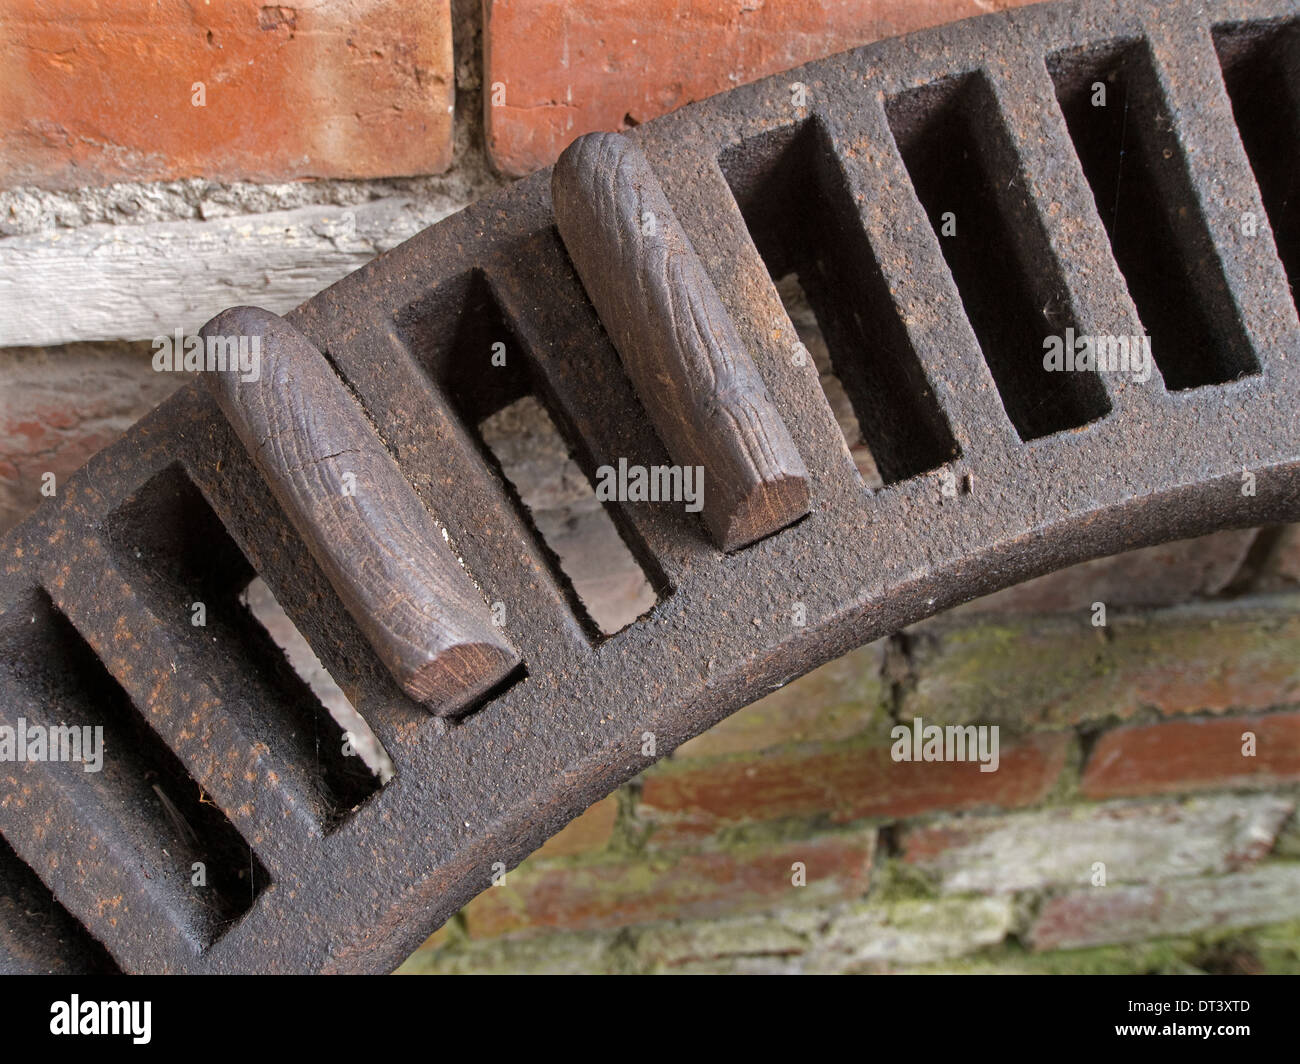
(868, 857, 941, 903)
(904, 919, 1300, 975)
(907, 597, 1300, 730)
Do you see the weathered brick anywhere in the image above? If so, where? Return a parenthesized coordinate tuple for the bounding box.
(953, 531, 1257, 614)
(902, 795, 1295, 894)
(903, 919, 1300, 974)
(1080, 711, 1300, 799)
(907, 596, 1300, 729)
(0, 0, 453, 189)
(640, 732, 1069, 841)
(0, 343, 182, 533)
(398, 927, 620, 975)
(810, 895, 1015, 969)
(639, 894, 1014, 971)
(483, 0, 1044, 176)
(1254, 525, 1300, 591)
(1276, 808, 1300, 860)
(636, 911, 811, 969)
(674, 641, 890, 759)
(403, 906, 1300, 975)
(534, 794, 619, 859)
(462, 829, 875, 938)
(1029, 863, 1300, 951)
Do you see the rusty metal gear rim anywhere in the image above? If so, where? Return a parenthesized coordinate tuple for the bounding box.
(1, 0, 1298, 973)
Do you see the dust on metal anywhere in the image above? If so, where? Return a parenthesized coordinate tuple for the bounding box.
(1, 0, 1298, 973)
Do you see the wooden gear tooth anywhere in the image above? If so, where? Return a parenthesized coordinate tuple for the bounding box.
(552, 132, 812, 552)
(201, 306, 520, 717)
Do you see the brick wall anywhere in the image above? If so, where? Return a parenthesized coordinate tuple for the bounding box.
(396, 539, 1300, 974)
(3, 0, 1299, 975)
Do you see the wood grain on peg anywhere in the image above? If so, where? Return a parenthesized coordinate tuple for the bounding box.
(552, 131, 810, 551)
(200, 306, 519, 716)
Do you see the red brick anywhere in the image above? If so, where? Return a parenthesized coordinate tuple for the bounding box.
(463, 830, 876, 938)
(640, 733, 1069, 841)
(483, 0, 1044, 176)
(0, 1, 453, 189)
(1081, 712, 1300, 800)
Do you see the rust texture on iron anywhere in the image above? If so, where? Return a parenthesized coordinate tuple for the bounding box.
(1, 0, 1299, 973)
(552, 131, 812, 550)
(201, 306, 520, 714)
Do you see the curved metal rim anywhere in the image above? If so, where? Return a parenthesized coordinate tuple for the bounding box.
(1, 0, 1298, 973)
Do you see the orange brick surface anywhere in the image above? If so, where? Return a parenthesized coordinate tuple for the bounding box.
(464, 831, 876, 938)
(640, 732, 1071, 840)
(1081, 711, 1300, 799)
(0, 0, 454, 188)
(483, 0, 1044, 176)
